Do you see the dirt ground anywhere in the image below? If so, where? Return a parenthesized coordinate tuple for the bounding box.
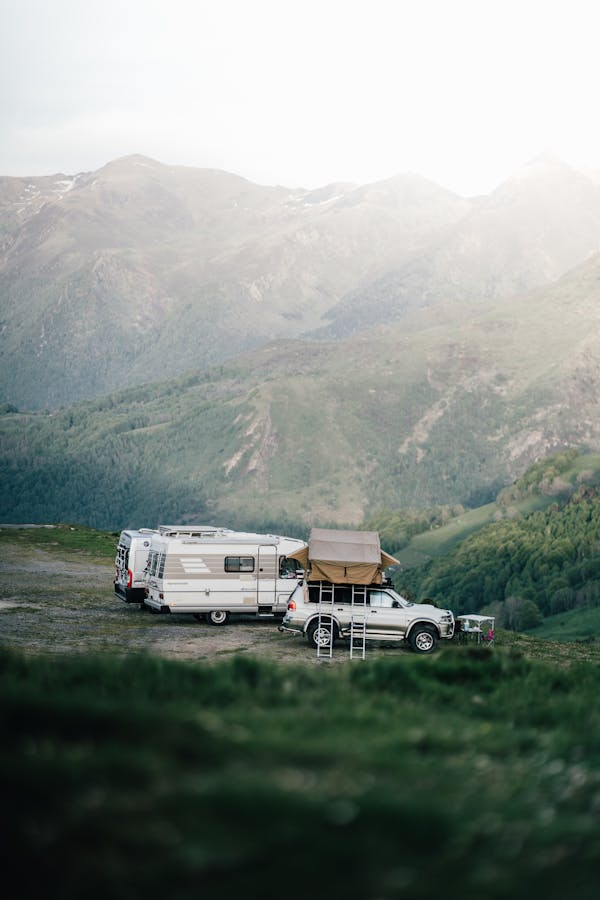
(0, 541, 404, 665)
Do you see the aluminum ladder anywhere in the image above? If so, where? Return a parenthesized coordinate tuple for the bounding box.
(316, 582, 335, 659)
(350, 584, 368, 660)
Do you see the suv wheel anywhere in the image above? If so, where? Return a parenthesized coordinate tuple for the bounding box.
(409, 625, 437, 654)
(307, 620, 336, 650)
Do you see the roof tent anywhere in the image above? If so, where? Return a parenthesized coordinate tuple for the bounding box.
(287, 527, 399, 585)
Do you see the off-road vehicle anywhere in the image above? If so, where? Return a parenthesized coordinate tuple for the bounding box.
(279, 581, 454, 653)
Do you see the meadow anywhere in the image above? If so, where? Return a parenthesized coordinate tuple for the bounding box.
(3, 645, 600, 900)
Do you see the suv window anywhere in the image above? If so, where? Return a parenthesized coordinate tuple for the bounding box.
(369, 590, 409, 608)
(307, 584, 353, 604)
(369, 590, 396, 608)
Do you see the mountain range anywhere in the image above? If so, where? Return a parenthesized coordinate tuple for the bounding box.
(3, 152, 600, 411)
(2, 152, 600, 529)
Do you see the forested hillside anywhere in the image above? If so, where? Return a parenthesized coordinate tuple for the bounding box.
(3, 245, 600, 532)
(396, 451, 600, 627)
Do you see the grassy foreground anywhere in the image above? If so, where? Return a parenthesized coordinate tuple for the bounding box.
(2, 647, 600, 899)
(0, 522, 118, 561)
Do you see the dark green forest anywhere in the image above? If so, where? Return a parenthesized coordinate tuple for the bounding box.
(392, 453, 600, 628)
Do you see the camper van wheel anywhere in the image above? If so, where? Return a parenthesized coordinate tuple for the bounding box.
(307, 620, 336, 650)
(208, 610, 229, 626)
(409, 625, 437, 654)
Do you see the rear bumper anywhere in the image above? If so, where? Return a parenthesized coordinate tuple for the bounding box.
(278, 623, 303, 635)
(115, 584, 146, 604)
(144, 594, 169, 612)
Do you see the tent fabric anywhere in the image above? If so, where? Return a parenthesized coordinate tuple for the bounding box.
(287, 528, 400, 585)
(287, 545, 309, 570)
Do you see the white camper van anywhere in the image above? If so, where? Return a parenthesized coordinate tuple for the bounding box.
(114, 528, 157, 604)
(143, 525, 306, 624)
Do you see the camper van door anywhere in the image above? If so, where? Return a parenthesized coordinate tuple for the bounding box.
(114, 529, 154, 604)
(257, 543, 278, 608)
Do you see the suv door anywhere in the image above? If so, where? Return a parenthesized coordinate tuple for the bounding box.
(366, 589, 411, 639)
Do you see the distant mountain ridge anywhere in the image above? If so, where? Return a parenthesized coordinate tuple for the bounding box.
(3, 153, 600, 409)
(318, 155, 600, 337)
(0, 155, 469, 409)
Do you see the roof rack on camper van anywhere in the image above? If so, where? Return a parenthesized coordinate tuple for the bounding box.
(157, 525, 234, 538)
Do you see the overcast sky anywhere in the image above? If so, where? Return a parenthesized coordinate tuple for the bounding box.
(1, 0, 600, 196)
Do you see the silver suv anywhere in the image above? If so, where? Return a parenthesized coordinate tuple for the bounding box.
(279, 581, 454, 653)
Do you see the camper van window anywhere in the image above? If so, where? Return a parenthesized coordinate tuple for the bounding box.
(224, 556, 255, 573)
(117, 547, 129, 568)
(157, 553, 165, 578)
(279, 557, 300, 578)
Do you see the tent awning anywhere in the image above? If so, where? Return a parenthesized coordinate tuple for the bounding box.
(287, 528, 399, 585)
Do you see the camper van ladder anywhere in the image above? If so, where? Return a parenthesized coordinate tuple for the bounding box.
(350, 585, 368, 660)
(316, 582, 335, 659)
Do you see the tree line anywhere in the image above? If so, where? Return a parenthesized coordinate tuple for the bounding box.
(395, 483, 600, 628)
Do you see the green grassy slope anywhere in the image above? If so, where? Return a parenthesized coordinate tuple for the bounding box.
(2, 646, 600, 900)
(394, 452, 600, 566)
(529, 605, 600, 642)
(0, 522, 118, 562)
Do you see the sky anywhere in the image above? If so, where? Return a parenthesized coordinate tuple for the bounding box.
(1, 0, 600, 196)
